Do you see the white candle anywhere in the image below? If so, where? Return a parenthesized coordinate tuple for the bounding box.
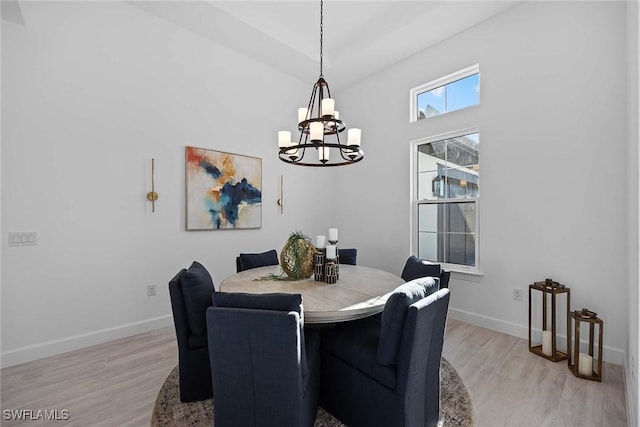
(278, 132, 298, 157)
(298, 107, 309, 124)
(321, 98, 335, 116)
(326, 245, 337, 259)
(578, 352, 593, 376)
(541, 330, 552, 356)
(319, 146, 330, 162)
(334, 111, 340, 120)
(347, 128, 361, 146)
(278, 131, 291, 148)
(328, 228, 338, 242)
(310, 122, 323, 142)
(316, 235, 326, 249)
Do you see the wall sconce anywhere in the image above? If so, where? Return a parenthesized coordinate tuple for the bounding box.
(146, 158, 158, 212)
(277, 174, 284, 214)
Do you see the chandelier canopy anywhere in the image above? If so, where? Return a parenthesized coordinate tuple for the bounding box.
(278, 0, 364, 167)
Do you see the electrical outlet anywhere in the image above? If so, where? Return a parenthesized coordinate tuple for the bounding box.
(513, 289, 524, 301)
(147, 285, 157, 297)
(8, 232, 37, 246)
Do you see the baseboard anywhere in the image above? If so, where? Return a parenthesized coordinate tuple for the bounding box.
(0, 315, 173, 368)
(448, 307, 625, 365)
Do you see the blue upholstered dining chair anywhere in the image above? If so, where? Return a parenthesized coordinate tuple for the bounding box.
(206, 292, 321, 427)
(338, 248, 358, 265)
(168, 261, 215, 402)
(320, 280, 450, 427)
(401, 255, 450, 288)
(236, 249, 279, 272)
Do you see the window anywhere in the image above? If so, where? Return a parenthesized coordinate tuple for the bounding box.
(409, 64, 479, 122)
(412, 129, 479, 272)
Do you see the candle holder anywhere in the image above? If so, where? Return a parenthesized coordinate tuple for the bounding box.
(568, 308, 603, 381)
(328, 239, 339, 279)
(528, 278, 570, 362)
(314, 249, 325, 282)
(324, 259, 338, 284)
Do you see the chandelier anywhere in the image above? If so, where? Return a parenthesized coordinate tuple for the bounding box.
(278, 0, 364, 167)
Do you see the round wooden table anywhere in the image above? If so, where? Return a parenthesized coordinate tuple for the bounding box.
(219, 264, 404, 324)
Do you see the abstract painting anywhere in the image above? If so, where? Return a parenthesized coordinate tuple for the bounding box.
(185, 146, 262, 230)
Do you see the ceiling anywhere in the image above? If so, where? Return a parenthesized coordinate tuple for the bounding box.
(3, 1, 521, 91)
(128, 1, 521, 90)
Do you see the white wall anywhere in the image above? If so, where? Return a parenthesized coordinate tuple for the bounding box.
(335, 1, 630, 364)
(626, 0, 640, 424)
(0, 1, 335, 367)
(1, 0, 636, 382)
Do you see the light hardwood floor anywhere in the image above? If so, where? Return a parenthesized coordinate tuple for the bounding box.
(1, 319, 628, 426)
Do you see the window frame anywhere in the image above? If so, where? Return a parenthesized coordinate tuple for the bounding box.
(409, 64, 480, 123)
(410, 127, 480, 274)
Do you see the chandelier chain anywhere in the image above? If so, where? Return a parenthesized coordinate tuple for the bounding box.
(319, 0, 323, 77)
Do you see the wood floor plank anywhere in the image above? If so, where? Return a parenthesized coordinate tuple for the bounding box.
(1, 320, 628, 426)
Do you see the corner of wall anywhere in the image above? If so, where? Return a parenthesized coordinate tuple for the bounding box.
(626, 0, 640, 425)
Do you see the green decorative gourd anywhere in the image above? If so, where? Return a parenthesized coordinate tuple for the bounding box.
(280, 231, 315, 279)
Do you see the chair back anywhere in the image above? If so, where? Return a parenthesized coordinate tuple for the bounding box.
(207, 293, 311, 427)
(401, 256, 441, 282)
(168, 261, 215, 402)
(338, 248, 358, 265)
(168, 269, 189, 349)
(396, 288, 450, 427)
(377, 277, 440, 366)
(401, 255, 449, 288)
(236, 249, 279, 272)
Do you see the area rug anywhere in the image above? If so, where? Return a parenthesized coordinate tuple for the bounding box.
(151, 358, 473, 426)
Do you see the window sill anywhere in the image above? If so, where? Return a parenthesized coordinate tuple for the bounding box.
(448, 267, 483, 276)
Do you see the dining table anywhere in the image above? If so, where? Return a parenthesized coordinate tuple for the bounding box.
(219, 264, 405, 324)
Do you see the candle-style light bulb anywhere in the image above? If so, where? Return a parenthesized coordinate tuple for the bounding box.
(321, 98, 335, 117)
(278, 131, 291, 149)
(310, 122, 324, 142)
(298, 108, 309, 124)
(319, 146, 330, 163)
(347, 128, 361, 147)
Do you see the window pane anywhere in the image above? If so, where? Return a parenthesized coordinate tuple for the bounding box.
(418, 232, 441, 262)
(445, 233, 476, 266)
(443, 167, 479, 199)
(418, 132, 479, 201)
(444, 202, 475, 233)
(415, 73, 479, 120)
(426, 168, 479, 200)
(417, 170, 440, 200)
(445, 133, 479, 168)
(417, 87, 445, 120)
(418, 201, 476, 266)
(446, 74, 479, 112)
(418, 140, 446, 162)
(418, 204, 439, 232)
(417, 142, 447, 200)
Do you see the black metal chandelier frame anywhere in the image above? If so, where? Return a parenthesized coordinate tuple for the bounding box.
(278, 0, 364, 167)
